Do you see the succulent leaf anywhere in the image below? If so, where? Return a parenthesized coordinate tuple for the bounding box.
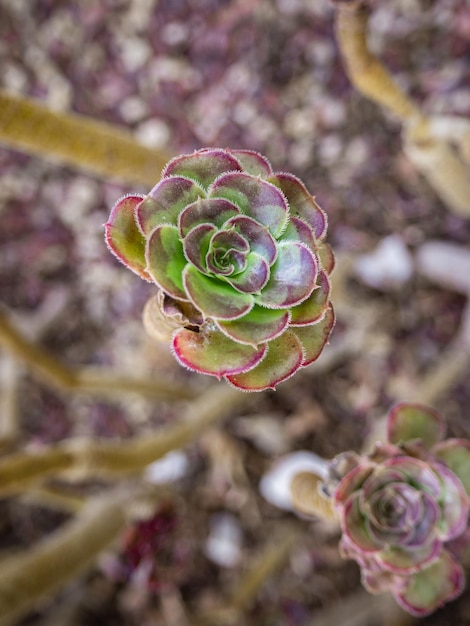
(290, 273, 331, 326)
(328, 403, 470, 617)
(137, 177, 206, 235)
(433, 439, 470, 496)
(210, 173, 289, 237)
(105, 194, 149, 279)
(229, 149, 273, 177)
(163, 149, 243, 188)
(255, 242, 317, 309)
(173, 326, 266, 377)
(226, 330, 304, 391)
(146, 225, 188, 300)
(396, 551, 465, 617)
(268, 173, 327, 239)
(388, 403, 445, 449)
(291, 304, 335, 366)
(105, 148, 334, 390)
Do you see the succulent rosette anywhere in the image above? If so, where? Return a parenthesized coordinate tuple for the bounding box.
(331, 404, 470, 616)
(105, 148, 335, 391)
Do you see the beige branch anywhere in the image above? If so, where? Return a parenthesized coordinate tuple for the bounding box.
(0, 384, 248, 496)
(334, 2, 470, 217)
(0, 89, 171, 186)
(0, 308, 194, 401)
(0, 486, 157, 626)
(334, 2, 419, 122)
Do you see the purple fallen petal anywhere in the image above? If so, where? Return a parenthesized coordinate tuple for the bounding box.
(173, 326, 266, 378)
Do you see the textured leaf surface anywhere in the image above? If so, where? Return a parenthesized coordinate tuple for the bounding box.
(182, 223, 216, 273)
(434, 439, 470, 495)
(388, 404, 445, 449)
(290, 274, 331, 326)
(183, 264, 253, 320)
(256, 242, 317, 309)
(210, 173, 288, 237)
(226, 252, 269, 293)
(291, 305, 335, 365)
(229, 149, 273, 177)
(173, 326, 266, 377)
(225, 215, 277, 264)
(268, 173, 327, 239)
(226, 330, 303, 391)
(396, 551, 465, 617)
(378, 539, 441, 573)
(137, 177, 205, 235)
(105, 194, 149, 279)
(146, 224, 188, 299)
(217, 306, 290, 346)
(163, 149, 243, 188)
(178, 197, 240, 237)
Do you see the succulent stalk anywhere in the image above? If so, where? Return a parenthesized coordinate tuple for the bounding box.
(105, 148, 335, 391)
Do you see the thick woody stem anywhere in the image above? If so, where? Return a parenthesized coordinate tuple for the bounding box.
(0, 309, 194, 401)
(0, 90, 171, 186)
(334, 2, 419, 122)
(0, 486, 157, 626)
(0, 384, 248, 496)
(334, 3, 470, 216)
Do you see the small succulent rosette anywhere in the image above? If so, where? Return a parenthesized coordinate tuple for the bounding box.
(105, 148, 335, 391)
(328, 403, 470, 617)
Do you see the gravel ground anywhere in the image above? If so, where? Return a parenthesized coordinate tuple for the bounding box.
(0, 0, 469, 624)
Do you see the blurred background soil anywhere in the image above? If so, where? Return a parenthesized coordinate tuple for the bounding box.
(0, 0, 469, 624)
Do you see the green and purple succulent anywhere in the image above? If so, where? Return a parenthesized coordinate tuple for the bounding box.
(105, 148, 334, 391)
(326, 403, 470, 617)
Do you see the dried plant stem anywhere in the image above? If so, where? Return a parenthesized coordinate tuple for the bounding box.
(334, 3, 470, 216)
(0, 309, 193, 401)
(334, 2, 418, 122)
(290, 472, 338, 522)
(0, 356, 19, 452)
(0, 486, 153, 626)
(0, 384, 247, 496)
(0, 89, 171, 186)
